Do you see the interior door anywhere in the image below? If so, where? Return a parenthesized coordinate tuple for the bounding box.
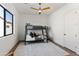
(64, 9, 79, 51)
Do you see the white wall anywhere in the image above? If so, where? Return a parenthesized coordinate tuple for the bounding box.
(0, 3, 19, 55)
(48, 4, 79, 54)
(48, 4, 66, 46)
(18, 14, 49, 40)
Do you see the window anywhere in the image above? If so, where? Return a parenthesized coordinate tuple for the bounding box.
(5, 10, 13, 35)
(0, 5, 4, 37)
(0, 5, 13, 37)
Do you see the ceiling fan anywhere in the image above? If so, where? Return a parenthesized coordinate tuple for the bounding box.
(31, 3, 50, 15)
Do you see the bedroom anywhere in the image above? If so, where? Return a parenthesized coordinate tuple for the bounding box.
(0, 3, 79, 56)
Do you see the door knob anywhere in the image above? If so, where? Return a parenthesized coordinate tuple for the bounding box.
(64, 34, 66, 35)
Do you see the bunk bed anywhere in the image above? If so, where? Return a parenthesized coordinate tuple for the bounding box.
(25, 23, 48, 45)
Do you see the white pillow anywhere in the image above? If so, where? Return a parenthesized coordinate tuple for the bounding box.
(26, 35, 35, 41)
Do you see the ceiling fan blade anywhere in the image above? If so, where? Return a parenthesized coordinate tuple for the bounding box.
(31, 7, 38, 10)
(42, 7, 50, 10)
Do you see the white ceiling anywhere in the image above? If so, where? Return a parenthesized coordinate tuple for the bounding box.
(14, 3, 66, 15)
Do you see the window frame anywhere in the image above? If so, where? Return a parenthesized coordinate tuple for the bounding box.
(0, 4, 13, 38)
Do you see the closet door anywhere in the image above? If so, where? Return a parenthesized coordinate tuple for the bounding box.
(73, 10, 79, 54)
(64, 9, 79, 51)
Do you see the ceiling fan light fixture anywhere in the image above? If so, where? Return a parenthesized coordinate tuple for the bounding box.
(38, 10, 42, 15)
(38, 10, 42, 13)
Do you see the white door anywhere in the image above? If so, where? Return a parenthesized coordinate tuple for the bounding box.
(64, 9, 79, 51)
